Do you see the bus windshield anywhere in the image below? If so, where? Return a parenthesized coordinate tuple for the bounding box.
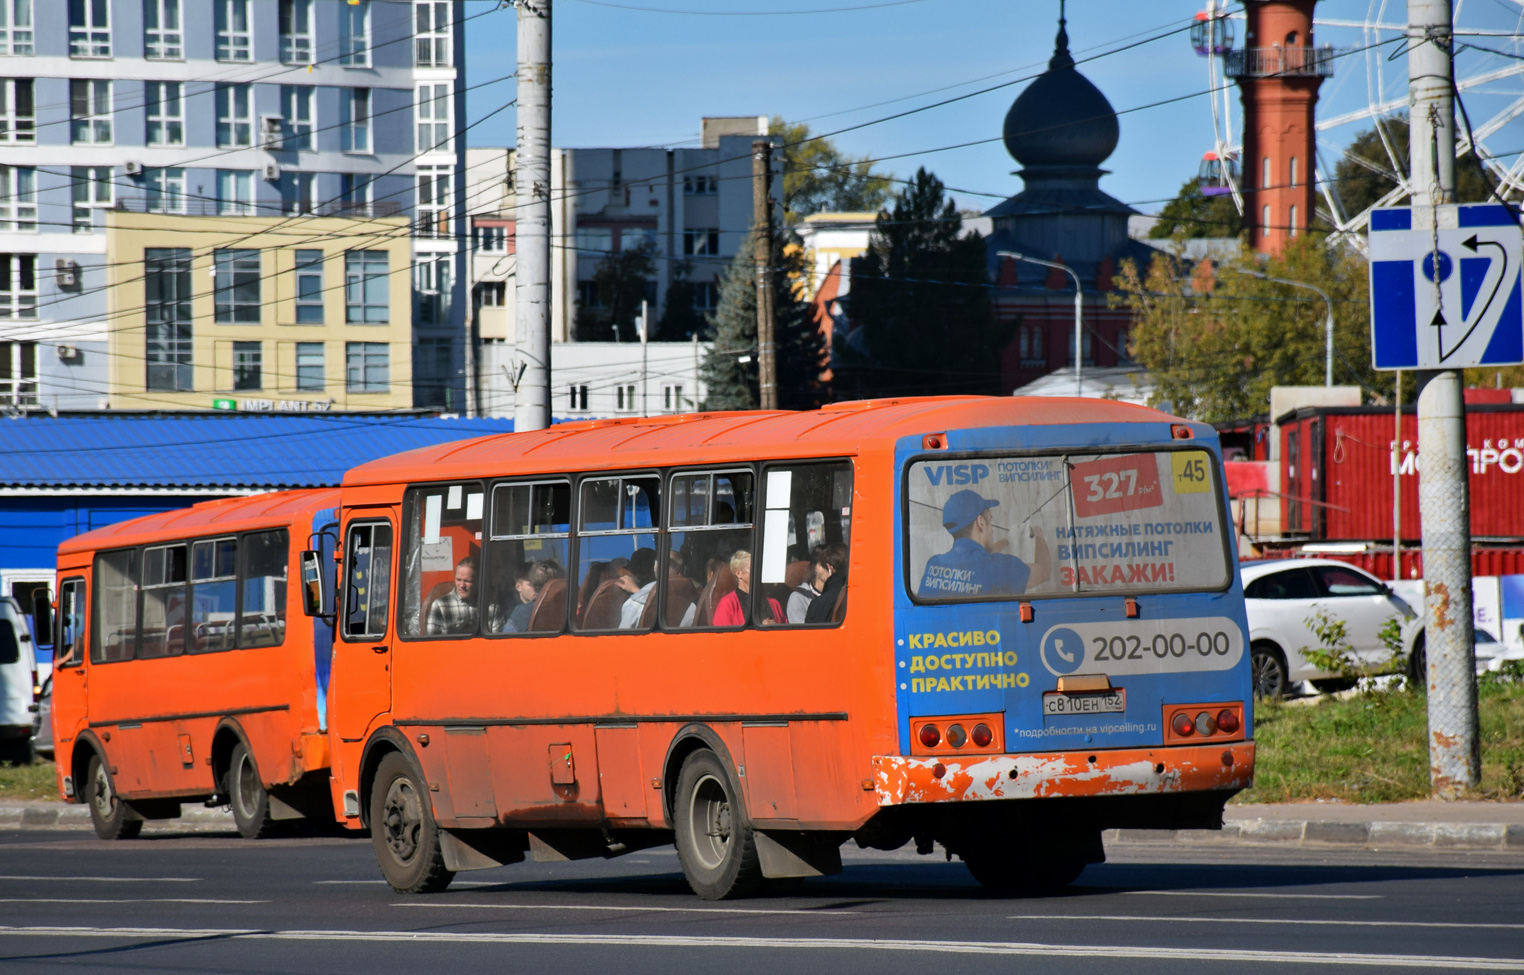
(906, 449, 1230, 602)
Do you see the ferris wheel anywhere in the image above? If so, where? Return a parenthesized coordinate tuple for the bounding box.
(1191, 0, 1524, 248)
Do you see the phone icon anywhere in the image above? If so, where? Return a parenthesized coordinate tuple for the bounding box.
(1042, 627, 1086, 675)
(1055, 638, 1075, 663)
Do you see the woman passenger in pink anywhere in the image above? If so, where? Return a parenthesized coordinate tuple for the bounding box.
(712, 549, 782, 627)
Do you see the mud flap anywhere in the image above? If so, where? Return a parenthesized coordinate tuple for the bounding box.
(441, 828, 529, 872)
(756, 830, 843, 879)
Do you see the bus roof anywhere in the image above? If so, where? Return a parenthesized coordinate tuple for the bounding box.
(343, 397, 1182, 487)
(58, 488, 340, 556)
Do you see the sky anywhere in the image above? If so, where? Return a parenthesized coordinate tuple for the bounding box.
(462, 0, 1524, 217)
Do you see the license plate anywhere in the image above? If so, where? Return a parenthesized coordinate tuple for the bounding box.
(1043, 689, 1126, 716)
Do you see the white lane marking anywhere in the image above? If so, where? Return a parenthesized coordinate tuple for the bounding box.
(315, 880, 498, 887)
(0, 875, 199, 883)
(393, 902, 860, 916)
(0, 899, 265, 905)
(0, 925, 1520, 969)
(1013, 914, 1524, 931)
(1120, 890, 1381, 900)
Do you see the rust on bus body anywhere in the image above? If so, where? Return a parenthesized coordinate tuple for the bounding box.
(872, 742, 1254, 805)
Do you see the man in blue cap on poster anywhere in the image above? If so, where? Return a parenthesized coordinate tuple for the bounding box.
(918, 490, 1050, 598)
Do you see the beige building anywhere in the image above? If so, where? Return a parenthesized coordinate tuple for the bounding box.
(105, 211, 415, 412)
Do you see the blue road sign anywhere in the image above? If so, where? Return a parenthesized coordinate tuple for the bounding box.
(1369, 203, 1524, 370)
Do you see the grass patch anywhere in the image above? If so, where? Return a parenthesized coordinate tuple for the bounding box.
(0, 759, 58, 801)
(1237, 682, 1524, 803)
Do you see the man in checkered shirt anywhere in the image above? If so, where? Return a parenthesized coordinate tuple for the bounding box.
(427, 557, 478, 635)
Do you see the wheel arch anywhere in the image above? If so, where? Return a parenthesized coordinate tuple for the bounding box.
(661, 723, 741, 825)
(209, 719, 253, 797)
(69, 731, 107, 800)
(357, 725, 416, 830)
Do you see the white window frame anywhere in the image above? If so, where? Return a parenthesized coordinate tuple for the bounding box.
(341, 0, 370, 67)
(0, 164, 33, 233)
(215, 0, 251, 62)
(279, 0, 313, 64)
(661, 383, 685, 413)
(69, 0, 110, 58)
(0, 79, 32, 143)
(216, 169, 253, 216)
(282, 171, 315, 215)
(477, 281, 505, 306)
(70, 79, 111, 145)
(568, 384, 589, 412)
(295, 250, 324, 323)
(0, 339, 37, 406)
(144, 0, 181, 60)
(282, 85, 314, 151)
(414, 1, 449, 67)
(215, 83, 251, 148)
(615, 384, 637, 413)
(0, 0, 34, 57)
(416, 164, 450, 239)
(0, 253, 36, 320)
(145, 248, 193, 392)
(345, 250, 389, 324)
(232, 340, 262, 391)
(413, 255, 451, 325)
(341, 173, 372, 214)
(683, 175, 717, 195)
(683, 229, 719, 256)
(345, 341, 388, 393)
(342, 88, 370, 153)
(145, 81, 183, 146)
(474, 224, 506, 252)
(295, 340, 324, 390)
(70, 165, 111, 232)
(146, 167, 186, 214)
(416, 83, 451, 154)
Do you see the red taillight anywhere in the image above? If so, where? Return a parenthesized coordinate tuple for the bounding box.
(971, 723, 993, 748)
(1216, 709, 1240, 734)
(946, 724, 967, 748)
(1171, 712, 1195, 737)
(918, 723, 941, 748)
(1194, 711, 1217, 736)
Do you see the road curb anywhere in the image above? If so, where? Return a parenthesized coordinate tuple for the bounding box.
(0, 801, 233, 830)
(1104, 819, 1524, 852)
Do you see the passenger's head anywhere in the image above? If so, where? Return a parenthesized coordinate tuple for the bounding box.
(454, 557, 477, 599)
(528, 559, 563, 590)
(812, 543, 848, 587)
(730, 549, 752, 590)
(629, 547, 657, 586)
(514, 562, 536, 602)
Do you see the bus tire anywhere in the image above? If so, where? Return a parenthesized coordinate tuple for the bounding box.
(228, 742, 277, 840)
(961, 841, 1086, 895)
(85, 752, 142, 841)
(673, 749, 762, 900)
(370, 751, 454, 894)
(1250, 641, 1289, 700)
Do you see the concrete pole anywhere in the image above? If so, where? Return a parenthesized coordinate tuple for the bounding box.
(639, 298, 648, 416)
(1408, 0, 1479, 796)
(753, 140, 777, 411)
(513, 0, 551, 431)
(1072, 286, 1083, 397)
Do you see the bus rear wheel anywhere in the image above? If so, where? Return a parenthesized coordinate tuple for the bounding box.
(228, 742, 277, 839)
(85, 753, 142, 840)
(673, 749, 762, 900)
(371, 751, 454, 894)
(961, 839, 1088, 896)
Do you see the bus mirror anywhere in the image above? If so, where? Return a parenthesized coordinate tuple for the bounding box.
(299, 550, 330, 618)
(31, 588, 53, 654)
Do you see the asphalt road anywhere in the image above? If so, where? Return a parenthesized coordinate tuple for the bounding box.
(1, 826, 1522, 973)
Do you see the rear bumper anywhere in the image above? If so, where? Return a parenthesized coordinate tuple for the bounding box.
(872, 741, 1254, 806)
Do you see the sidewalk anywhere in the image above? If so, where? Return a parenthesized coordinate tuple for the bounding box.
(5, 799, 1523, 852)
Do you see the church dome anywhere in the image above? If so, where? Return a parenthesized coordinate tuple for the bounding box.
(1003, 16, 1120, 169)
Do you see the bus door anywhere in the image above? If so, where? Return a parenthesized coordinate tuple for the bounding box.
(330, 513, 396, 817)
(50, 577, 88, 791)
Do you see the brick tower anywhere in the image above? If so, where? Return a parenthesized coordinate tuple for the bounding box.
(1229, 0, 1332, 253)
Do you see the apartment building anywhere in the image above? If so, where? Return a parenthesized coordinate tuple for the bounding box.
(0, 0, 466, 413)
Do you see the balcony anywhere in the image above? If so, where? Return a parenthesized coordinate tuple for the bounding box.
(117, 198, 401, 218)
(1225, 45, 1334, 79)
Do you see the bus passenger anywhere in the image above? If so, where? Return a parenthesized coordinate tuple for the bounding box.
(796, 543, 848, 623)
(713, 550, 782, 627)
(500, 559, 564, 633)
(917, 490, 1049, 599)
(427, 556, 478, 635)
(617, 549, 658, 629)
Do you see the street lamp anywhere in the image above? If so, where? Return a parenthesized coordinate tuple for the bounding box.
(997, 251, 1084, 397)
(1234, 268, 1335, 387)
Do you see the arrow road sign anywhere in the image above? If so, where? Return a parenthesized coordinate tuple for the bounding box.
(1369, 203, 1524, 370)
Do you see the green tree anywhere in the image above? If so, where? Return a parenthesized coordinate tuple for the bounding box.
(1332, 115, 1504, 221)
(1112, 234, 1385, 422)
(1148, 176, 1242, 239)
(838, 168, 1007, 398)
(700, 234, 827, 411)
(655, 259, 706, 341)
(771, 117, 893, 227)
(573, 243, 657, 342)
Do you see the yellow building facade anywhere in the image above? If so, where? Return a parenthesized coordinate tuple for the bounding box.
(105, 211, 415, 412)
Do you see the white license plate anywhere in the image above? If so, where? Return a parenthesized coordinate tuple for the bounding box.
(1043, 690, 1126, 716)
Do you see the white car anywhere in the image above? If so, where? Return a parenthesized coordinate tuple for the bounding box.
(0, 596, 37, 765)
(1240, 559, 1420, 698)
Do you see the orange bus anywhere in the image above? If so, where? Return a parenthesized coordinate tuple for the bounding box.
(48, 490, 340, 840)
(309, 398, 1254, 897)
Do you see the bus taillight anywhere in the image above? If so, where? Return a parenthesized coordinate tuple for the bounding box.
(918, 723, 941, 748)
(1216, 708, 1240, 734)
(1164, 702, 1245, 744)
(946, 724, 967, 748)
(911, 713, 1004, 756)
(971, 723, 993, 748)
(1171, 712, 1195, 737)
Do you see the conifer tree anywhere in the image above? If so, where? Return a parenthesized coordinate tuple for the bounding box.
(655, 259, 706, 341)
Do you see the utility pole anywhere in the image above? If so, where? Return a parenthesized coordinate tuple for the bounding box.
(514, 0, 552, 431)
(1408, 0, 1479, 796)
(639, 298, 649, 416)
(753, 139, 777, 410)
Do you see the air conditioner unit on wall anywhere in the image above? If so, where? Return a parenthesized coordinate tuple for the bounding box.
(54, 258, 79, 289)
(124, 160, 143, 177)
(56, 345, 80, 363)
(263, 163, 281, 182)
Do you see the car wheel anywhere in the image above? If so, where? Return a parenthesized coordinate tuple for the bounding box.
(228, 742, 277, 839)
(1409, 636, 1427, 690)
(85, 752, 142, 841)
(673, 749, 762, 900)
(370, 751, 454, 893)
(1250, 642, 1289, 700)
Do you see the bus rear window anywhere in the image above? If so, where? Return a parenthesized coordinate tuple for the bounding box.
(906, 450, 1229, 602)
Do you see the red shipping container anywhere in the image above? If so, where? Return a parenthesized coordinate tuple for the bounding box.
(1277, 404, 1524, 542)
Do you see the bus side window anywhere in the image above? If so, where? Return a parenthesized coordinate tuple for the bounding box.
(344, 523, 393, 640)
(400, 483, 485, 638)
(575, 476, 661, 632)
(57, 578, 85, 668)
(189, 536, 237, 653)
(139, 543, 188, 659)
(93, 549, 137, 663)
(484, 481, 570, 636)
(666, 469, 754, 629)
(239, 530, 289, 648)
(761, 461, 853, 626)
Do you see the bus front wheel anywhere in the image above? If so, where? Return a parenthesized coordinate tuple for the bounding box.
(85, 753, 142, 840)
(370, 751, 454, 894)
(961, 840, 1088, 895)
(228, 742, 277, 839)
(673, 749, 763, 900)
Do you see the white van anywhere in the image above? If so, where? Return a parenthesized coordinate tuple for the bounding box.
(0, 596, 37, 765)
